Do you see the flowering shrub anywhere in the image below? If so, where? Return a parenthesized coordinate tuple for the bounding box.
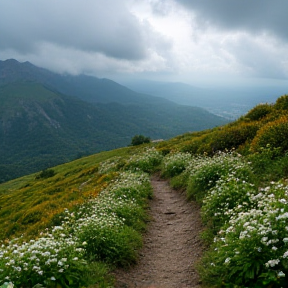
(186, 152, 249, 202)
(202, 175, 256, 232)
(0, 227, 87, 287)
(0, 171, 152, 287)
(73, 171, 150, 265)
(124, 147, 163, 173)
(200, 181, 288, 287)
(161, 152, 193, 177)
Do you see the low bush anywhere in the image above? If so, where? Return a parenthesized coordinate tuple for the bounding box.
(181, 122, 259, 156)
(181, 135, 209, 154)
(186, 152, 246, 202)
(251, 115, 288, 154)
(245, 103, 273, 121)
(169, 172, 190, 190)
(274, 94, 288, 111)
(35, 169, 56, 179)
(77, 219, 142, 266)
(200, 182, 288, 287)
(207, 122, 260, 153)
(130, 135, 151, 146)
(0, 228, 87, 287)
(202, 168, 256, 233)
(247, 145, 287, 184)
(161, 152, 192, 178)
(124, 147, 163, 173)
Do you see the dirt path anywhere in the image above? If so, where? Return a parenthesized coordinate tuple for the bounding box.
(114, 175, 204, 288)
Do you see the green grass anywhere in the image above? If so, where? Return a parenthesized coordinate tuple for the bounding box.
(0, 146, 135, 241)
(0, 144, 158, 287)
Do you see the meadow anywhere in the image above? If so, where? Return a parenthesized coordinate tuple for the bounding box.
(1, 95, 288, 287)
(0, 147, 162, 287)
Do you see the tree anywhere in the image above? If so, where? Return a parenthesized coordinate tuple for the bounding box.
(35, 168, 56, 179)
(131, 135, 151, 146)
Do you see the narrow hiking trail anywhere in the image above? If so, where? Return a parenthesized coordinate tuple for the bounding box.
(114, 176, 204, 288)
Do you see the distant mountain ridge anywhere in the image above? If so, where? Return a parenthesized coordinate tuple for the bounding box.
(0, 59, 227, 182)
(123, 79, 288, 119)
(0, 59, 165, 105)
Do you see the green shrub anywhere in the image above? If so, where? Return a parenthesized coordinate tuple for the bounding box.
(130, 135, 151, 146)
(181, 136, 207, 154)
(208, 123, 260, 152)
(35, 168, 56, 179)
(182, 122, 259, 155)
(169, 172, 190, 190)
(186, 154, 232, 202)
(107, 171, 153, 203)
(274, 94, 288, 111)
(186, 152, 254, 203)
(82, 261, 114, 287)
(77, 221, 142, 266)
(161, 152, 192, 178)
(202, 175, 256, 233)
(245, 103, 273, 121)
(199, 182, 288, 287)
(251, 115, 288, 153)
(0, 283, 14, 288)
(124, 147, 163, 173)
(187, 164, 225, 202)
(0, 230, 87, 288)
(73, 171, 150, 265)
(248, 145, 283, 183)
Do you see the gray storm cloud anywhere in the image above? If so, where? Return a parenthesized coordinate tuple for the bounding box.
(0, 0, 287, 81)
(0, 0, 149, 60)
(175, 0, 288, 40)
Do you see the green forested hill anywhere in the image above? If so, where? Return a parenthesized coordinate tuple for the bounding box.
(0, 59, 175, 105)
(0, 79, 227, 182)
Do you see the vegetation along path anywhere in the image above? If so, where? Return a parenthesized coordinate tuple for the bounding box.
(114, 175, 204, 288)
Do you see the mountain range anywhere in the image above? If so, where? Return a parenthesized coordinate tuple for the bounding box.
(0, 59, 227, 182)
(123, 79, 288, 119)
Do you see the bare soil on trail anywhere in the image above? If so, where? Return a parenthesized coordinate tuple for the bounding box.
(114, 176, 204, 288)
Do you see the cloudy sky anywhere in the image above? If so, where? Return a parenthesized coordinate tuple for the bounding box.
(1, 0, 288, 86)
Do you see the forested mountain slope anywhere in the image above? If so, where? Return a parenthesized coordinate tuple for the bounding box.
(0, 60, 227, 182)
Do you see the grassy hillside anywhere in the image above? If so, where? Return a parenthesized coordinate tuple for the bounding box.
(0, 144, 163, 287)
(1, 94, 288, 287)
(0, 147, 136, 240)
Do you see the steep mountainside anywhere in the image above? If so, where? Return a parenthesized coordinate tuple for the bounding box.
(0, 59, 166, 105)
(0, 59, 227, 182)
